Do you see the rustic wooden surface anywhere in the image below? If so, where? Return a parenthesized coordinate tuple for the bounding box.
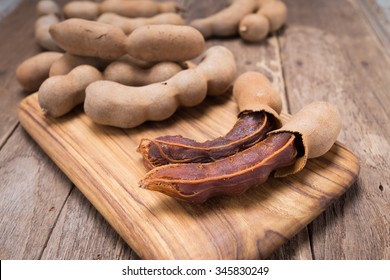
(0, 0, 389, 260)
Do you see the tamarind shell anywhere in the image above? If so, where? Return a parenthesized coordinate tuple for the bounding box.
(233, 71, 282, 127)
(269, 101, 342, 177)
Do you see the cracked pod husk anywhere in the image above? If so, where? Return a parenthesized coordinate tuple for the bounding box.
(269, 101, 342, 177)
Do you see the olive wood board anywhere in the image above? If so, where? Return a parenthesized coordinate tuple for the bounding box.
(18, 93, 360, 260)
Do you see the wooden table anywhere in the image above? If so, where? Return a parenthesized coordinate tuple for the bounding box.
(0, 0, 389, 260)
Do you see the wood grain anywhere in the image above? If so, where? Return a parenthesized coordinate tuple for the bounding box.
(357, 0, 390, 56)
(18, 93, 359, 259)
(41, 187, 137, 260)
(0, 125, 72, 259)
(282, 0, 390, 259)
(1, 0, 388, 260)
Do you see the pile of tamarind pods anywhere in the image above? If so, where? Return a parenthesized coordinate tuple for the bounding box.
(16, 0, 342, 203)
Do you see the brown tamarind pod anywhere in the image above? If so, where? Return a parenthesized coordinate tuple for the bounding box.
(140, 132, 298, 203)
(138, 111, 274, 169)
(49, 53, 112, 76)
(99, 0, 180, 18)
(259, 0, 288, 32)
(16, 51, 63, 93)
(137, 71, 281, 169)
(189, 0, 258, 38)
(269, 101, 342, 177)
(49, 19, 127, 60)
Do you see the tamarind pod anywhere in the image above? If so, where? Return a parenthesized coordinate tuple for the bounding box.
(63, 1, 100, 20)
(39, 65, 103, 117)
(85, 69, 208, 128)
(138, 111, 274, 169)
(259, 0, 287, 32)
(239, 0, 287, 42)
(97, 12, 185, 35)
(49, 53, 112, 76)
(189, 0, 258, 38)
(36, 0, 61, 17)
(49, 19, 127, 60)
(104, 60, 183, 86)
(195, 45, 236, 96)
(126, 25, 205, 63)
(84, 46, 236, 128)
(139, 133, 297, 203)
(16, 51, 63, 93)
(268, 101, 342, 177)
(239, 13, 270, 42)
(99, 0, 180, 18)
(35, 14, 63, 52)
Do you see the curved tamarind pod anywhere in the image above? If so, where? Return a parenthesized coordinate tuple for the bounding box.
(239, 13, 270, 42)
(233, 71, 282, 126)
(239, 0, 287, 42)
(189, 0, 258, 38)
(138, 111, 274, 169)
(84, 46, 236, 128)
(126, 25, 205, 62)
(37, 0, 61, 17)
(139, 133, 298, 203)
(35, 14, 63, 51)
(64, 0, 180, 20)
(49, 53, 112, 76)
(137, 71, 281, 169)
(63, 1, 100, 20)
(104, 60, 183, 86)
(49, 19, 127, 60)
(195, 45, 236, 96)
(259, 0, 287, 32)
(97, 12, 185, 35)
(85, 70, 207, 128)
(269, 101, 342, 177)
(100, 0, 180, 18)
(39, 65, 103, 117)
(16, 51, 63, 93)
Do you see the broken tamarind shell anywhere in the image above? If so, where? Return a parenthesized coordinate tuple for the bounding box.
(269, 101, 342, 177)
(137, 71, 282, 169)
(233, 71, 282, 127)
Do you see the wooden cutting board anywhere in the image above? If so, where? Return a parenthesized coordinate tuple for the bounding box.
(18, 93, 359, 260)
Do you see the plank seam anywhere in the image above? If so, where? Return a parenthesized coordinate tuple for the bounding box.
(276, 32, 292, 114)
(0, 122, 19, 150)
(38, 184, 76, 260)
(307, 224, 316, 260)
